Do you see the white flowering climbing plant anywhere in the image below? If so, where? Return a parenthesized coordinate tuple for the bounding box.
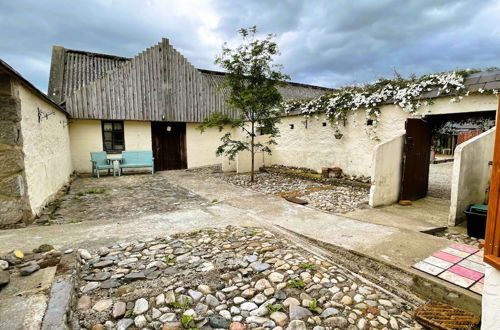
(279, 69, 498, 141)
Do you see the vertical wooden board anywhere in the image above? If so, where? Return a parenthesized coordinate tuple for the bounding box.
(167, 45, 174, 120)
(118, 65, 125, 120)
(139, 52, 146, 120)
(104, 75, 111, 119)
(124, 62, 132, 120)
(157, 43, 165, 119)
(151, 45, 158, 120)
(145, 49, 152, 120)
(133, 56, 140, 120)
(150, 47, 157, 120)
(109, 70, 116, 120)
(95, 79, 102, 119)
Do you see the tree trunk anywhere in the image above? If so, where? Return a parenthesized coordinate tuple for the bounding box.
(250, 121, 255, 182)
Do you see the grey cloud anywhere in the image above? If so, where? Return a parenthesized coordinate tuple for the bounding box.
(1, 0, 499, 92)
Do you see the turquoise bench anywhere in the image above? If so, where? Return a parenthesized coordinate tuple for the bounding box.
(119, 150, 154, 175)
(90, 152, 114, 178)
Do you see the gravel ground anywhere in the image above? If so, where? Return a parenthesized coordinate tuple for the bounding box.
(427, 162, 453, 200)
(74, 226, 419, 330)
(193, 168, 370, 214)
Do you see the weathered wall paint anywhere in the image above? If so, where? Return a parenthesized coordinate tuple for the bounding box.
(482, 265, 500, 329)
(17, 80, 72, 218)
(186, 123, 226, 168)
(69, 120, 103, 173)
(69, 120, 152, 173)
(449, 128, 495, 225)
(369, 134, 405, 207)
(269, 95, 497, 176)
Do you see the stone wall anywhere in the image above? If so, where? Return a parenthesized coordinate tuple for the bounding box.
(0, 74, 30, 227)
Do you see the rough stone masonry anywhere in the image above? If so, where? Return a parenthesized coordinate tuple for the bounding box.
(0, 74, 30, 227)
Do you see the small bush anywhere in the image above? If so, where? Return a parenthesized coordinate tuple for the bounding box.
(300, 263, 316, 270)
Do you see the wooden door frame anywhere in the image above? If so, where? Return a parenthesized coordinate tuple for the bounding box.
(484, 101, 500, 269)
(151, 121, 187, 171)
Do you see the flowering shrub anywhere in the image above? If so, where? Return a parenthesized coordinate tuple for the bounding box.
(280, 70, 498, 140)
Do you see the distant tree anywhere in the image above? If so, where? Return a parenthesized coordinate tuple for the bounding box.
(199, 26, 289, 182)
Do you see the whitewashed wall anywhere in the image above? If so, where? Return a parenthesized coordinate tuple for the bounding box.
(449, 128, 495, 225)
(482, 265, 500, 329)
(69, 120, 151, 173)
(369, 134, 405, 207)
(269, 95, 497, 176)
(16, 82, 72, 216)
(186, 123, 226, 168)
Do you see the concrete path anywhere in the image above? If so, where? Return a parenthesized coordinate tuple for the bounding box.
(0, 170, 452, 270)
(162, 171, 452, 270)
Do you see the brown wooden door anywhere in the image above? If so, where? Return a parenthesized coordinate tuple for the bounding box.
(400, 118, 431, 200)
(151, 122, 187, 171)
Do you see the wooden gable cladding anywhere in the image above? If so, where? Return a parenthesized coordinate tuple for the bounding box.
(64, 38, 232, 122)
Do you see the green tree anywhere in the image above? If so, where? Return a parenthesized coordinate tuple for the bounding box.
(199, 26, 289, 182)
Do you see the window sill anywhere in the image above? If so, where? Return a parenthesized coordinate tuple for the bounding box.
(105, 150, 124, 154)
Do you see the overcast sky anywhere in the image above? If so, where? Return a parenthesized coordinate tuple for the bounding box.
(1, 0, 500, 93)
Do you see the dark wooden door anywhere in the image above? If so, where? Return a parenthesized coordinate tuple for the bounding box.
(151, 122, 187, 171)
(400, 118, 431, 200)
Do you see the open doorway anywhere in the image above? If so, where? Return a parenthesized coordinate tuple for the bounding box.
(400, 112, 496, 202)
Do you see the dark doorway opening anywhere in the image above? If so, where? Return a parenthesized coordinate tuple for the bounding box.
(151, 122, 187, 171)
(400, 111, 496, 201)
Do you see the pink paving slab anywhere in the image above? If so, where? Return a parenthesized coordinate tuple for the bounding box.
(413, 261, 444, 276)
(449, 264, 484, 281)
(469, 282, 484, 295)
(451, 243, 479, 254)
(480, 277, 485, 284)
(433, 251, 462, 263)
(438, 270, 475, 288)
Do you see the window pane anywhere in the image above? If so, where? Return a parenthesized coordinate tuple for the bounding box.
(114, 144, 124, 151)
(113, 122, 123, 131)
(103, 132, 112, 141)
(104, 141, 112, 150)
(103, 122, 113, 131)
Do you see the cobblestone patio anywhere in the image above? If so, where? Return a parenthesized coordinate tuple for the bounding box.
(37, 174, 206, 225)
(75, 226, 419, 330)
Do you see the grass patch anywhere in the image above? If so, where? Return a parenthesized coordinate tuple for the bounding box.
(125, 186, 134, 190)
(266, 303, 284, 313)
(181, 315, 197, 329)
(300, 263, 316, 270)
(288, 278, 305, 289)
(171, 297, 191, 311)
(68, 219, 83, 224)
(309, 299, 318, 313)
(164, 256, 177, 263)
(76, 188, 106, 196)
